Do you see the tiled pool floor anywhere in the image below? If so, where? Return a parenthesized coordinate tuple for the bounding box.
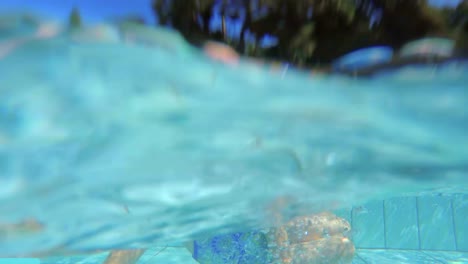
(355, 249, 468, 264)
(39, 247, 468, 264)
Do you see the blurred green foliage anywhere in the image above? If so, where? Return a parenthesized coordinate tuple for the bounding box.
(151, 0, 467, 66)
(68, 7, 82, 29)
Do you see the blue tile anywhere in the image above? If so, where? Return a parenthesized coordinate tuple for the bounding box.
(41, 252, 109, 264)
(138, 247, 199, 264)
(357, 249, 442, 264)
(40, 248, 198, 264)
(384, 197, 419, 249)
(351, 200, 385, 248)
(352, 252, 368, 264)
(422, 251, 468, 264)
(452, 193, 468, 251)
(417, 195, 456, 251)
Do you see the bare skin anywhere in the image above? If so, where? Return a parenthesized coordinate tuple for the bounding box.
(103, 249, 146, 264)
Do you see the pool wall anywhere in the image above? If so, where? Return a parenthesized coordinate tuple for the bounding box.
(336, 193, 468, 251)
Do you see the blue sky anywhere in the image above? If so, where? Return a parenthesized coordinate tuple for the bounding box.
(0, 0, 156, 24)
(0, 0, 462, 25)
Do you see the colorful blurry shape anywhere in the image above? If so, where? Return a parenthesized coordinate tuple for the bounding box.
(332, 46, 394, 72)
(193, 231, 269, 264)
(203, 41, 240, 66)
(399, 37, 455, 59)
(103, 249, 145, 264)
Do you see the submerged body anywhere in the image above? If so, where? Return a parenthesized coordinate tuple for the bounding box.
(103, 249, 145, 264)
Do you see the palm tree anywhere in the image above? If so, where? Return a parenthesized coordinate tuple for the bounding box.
(150, 0, 457, 66)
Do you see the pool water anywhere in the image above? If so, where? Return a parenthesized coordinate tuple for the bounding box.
(0, 23, 467, 263)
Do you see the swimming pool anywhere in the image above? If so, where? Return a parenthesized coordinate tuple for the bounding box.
(0, 21, 467, 263)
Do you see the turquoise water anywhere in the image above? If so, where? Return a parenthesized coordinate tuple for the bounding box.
(36, 248, 468, 264)
(0, 24, 467, 263)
